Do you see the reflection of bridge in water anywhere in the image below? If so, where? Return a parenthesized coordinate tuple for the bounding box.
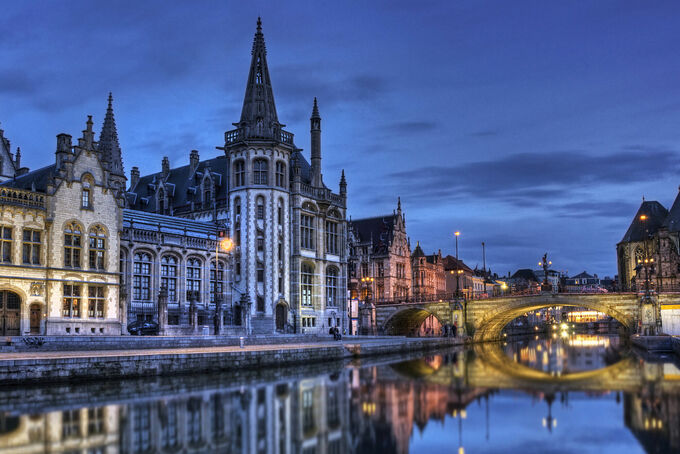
(376, 292, 680, 340)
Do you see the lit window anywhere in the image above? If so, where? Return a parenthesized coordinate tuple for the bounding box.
(302, 263, 314, 306)
(63, 283, 81, 318)
(88, 286, 105, 318)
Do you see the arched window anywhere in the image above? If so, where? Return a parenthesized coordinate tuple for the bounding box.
(301, 264, 314, 307)
(253, 159, 268, 185)
(88, 226, 106, 270)
(161, 255, 178, 302)
(326, 267, 338, 307)
(64, 222, 82, 268)
(233, 161, 245, 186)
(210, 261, 225, 303)
(256, 196, 265, 220)
(187, 258, 202, 300)
(133, 252, 152, 304)
(275, 161, 286, 187)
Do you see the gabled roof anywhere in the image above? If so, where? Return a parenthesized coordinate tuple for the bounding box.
(126, 156, 228, 214)
(442, 255, 473, 273)
(570, 271, 596, 279)
(620, 200, 668, 243)
(411, 242, 425, 258)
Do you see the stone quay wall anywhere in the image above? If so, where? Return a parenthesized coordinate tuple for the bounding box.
(0, 337, 462, 385)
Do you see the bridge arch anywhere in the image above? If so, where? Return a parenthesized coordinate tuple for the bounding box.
(383, 307, 445, 336)
(471, 294, 637, 342)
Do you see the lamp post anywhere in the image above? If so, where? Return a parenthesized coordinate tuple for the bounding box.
(538, 253, 553, 292)
(214, 230, 234, 335)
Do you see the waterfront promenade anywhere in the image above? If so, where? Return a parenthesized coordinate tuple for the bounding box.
(0, 336, 463, 385)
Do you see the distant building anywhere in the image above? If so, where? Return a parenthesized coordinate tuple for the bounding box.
(443, 256, 474, 298)
(410, 244, 446, 298)
(563, 271, 600, 292)
(508, 269, 540, 293)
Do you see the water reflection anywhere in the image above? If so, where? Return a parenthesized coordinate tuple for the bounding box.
(0, 336, 678, 453)
(503, 334, 625, 375)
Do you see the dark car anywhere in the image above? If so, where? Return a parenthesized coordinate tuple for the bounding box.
(127, 320, 160, 335)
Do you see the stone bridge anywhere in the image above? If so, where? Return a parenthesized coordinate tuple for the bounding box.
(375, 293, 680, 341)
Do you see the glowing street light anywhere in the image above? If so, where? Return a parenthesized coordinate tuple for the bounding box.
(219, 237, 234, 252)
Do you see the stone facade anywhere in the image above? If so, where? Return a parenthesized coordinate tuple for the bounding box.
(347, 199, 411, 303)
(125, 19, 348, 335)
(617, 197, 680, 292)
(410, 244, 446, 298)
(0, 110, 126, 336)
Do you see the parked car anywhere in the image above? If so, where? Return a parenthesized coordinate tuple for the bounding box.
(127, 320, 160, 335)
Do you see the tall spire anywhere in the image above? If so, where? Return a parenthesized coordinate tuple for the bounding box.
(98, 92, 124, 176)
(237, 17, 282, 141)
(310, 97, 322, 186)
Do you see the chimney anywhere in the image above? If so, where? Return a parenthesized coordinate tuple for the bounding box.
(55, 133, 72, 169)
(130, 166, 140, 188)
(190, 150, 200, 173)
(161, 156, 170, 179)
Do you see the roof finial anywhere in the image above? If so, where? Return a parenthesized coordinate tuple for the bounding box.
(312, 97, 320, 118)
(107, 92, 113, 110)
(642, 195, 645, 202)
(397, 196, 401, 211)
(257, 17, 262, 33)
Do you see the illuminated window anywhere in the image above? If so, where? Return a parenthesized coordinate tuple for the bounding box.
(64, 222, 82, 268)
(302, 263, 314, 306)
(63, 283, 81, 318)
(88, 286, 105, 318)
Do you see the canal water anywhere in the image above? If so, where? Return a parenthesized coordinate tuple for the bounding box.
(0, 334, 678, 453)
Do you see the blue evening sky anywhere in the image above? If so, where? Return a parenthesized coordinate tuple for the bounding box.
(2, 1, 680, 277)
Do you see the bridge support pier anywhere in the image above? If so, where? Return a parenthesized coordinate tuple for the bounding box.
(639, 295, 662, 335)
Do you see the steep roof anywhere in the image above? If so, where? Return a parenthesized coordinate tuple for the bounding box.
(98, 93, 124, 177)
(350, 215, 395, 253)
(411, 242, 425, 258)
(442, 255, 473, 273)
(620, 200, 668, 243)
(662, 189, 680, 232)
(511, 268, 538, 282)
(126, 156, 228, 214)
(570, 271, 596, 279)
(0, 163, 56, 192)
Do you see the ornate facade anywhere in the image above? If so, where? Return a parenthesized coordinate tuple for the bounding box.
(617, 196, 680, 292)
(0, 105, 126, 336)
(410, 244, 446, 298)
(125, 19, 348, 335)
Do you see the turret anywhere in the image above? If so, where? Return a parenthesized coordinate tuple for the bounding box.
(55, 133, 73, 170)
(310, 97, 322, 186)
(339, 169, 347, 197)
(79, 115, 95, 150)
(14, 147, 20, 169)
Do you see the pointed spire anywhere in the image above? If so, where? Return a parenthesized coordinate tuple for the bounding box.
(310, 97, 322, 186)
(311, 97, 320, 119)
(339, 169, 347, 196)
(237, 17, 282, 141)
(397, 196, 401, 212)
(15, 147, 21, 168)
(98, 92, 125, 176)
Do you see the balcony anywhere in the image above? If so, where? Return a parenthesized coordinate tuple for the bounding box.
(0, 187, 46, 210)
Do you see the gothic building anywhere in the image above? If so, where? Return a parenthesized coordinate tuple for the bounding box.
(125, 19, 348, 335)
(0, 103, 126, 336)
(347, 199, 411, 303)
(410, 243, 446, 298)
(617, 196, 680, 292)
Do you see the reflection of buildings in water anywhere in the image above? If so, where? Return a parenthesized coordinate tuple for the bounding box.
(0, 407, 119, 453)
(0, 375, 350, 454)
(508, 335, 621, 375)
(625, 384, 680, 453)
(351, 357, 487, 454)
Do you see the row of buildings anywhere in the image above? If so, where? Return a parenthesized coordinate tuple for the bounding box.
(0, 19, 518, 338)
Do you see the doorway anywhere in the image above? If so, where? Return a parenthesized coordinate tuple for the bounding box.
(30, 303, 42, 334)
(275, 303, 287, 332)
(0, 291, 21, 336)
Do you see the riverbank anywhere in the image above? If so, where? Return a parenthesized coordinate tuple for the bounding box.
(0, 336, 464, 385)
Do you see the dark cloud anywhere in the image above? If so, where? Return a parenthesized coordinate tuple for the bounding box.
(0, 70, 42, 96)
(386, 148, 680, 206)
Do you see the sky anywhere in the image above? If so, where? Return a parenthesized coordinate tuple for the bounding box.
(2, 1, 680, 277)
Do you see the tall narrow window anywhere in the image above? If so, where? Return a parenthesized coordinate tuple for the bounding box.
(203, 187, 212, 208)
(234, 161, 245, 186)
(377, 261, 384, 277)
(160, 255, 178, 302)
(257, 295, 265, 312)
(88, 226, 106, 270)
(257, 261, 265, 283)
(301, 264, 313, 306)
(326, 267, 338, 307)
(253, 159, 268, 185)
(64, 222, 82, 268)
(257, 231, 265, 252)
(277, 200, 283, 225)
(63, 283, 81, 318)
(187, 258, 201, 300)
(210, 261, 225, 303)
(82, 179, 91, 209)
(22, 229, 41, 265)
(0, 226, 11, 263)
(301, 215, 314, 250)
(256, 196, 265, 220)
(88, 286, 105, 318)
(133, 252, 152, 303)
(325, 221, 338, 254)
(234, 198, 241, 246)
(275, 161, 286, 187)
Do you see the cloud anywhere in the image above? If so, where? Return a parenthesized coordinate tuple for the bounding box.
(385, 147, 680, 207)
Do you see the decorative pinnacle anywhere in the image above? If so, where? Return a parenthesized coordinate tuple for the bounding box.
(107, 92, 113, 111)
(257, 17, 262, 32)
(312, 97, 320, 118)
(397, 196, 401, 211)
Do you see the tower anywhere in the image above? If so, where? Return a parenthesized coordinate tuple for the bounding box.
(98, 93, 126, 195)
(222, 18, 295, 334)
(310, 97, 322, 187)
